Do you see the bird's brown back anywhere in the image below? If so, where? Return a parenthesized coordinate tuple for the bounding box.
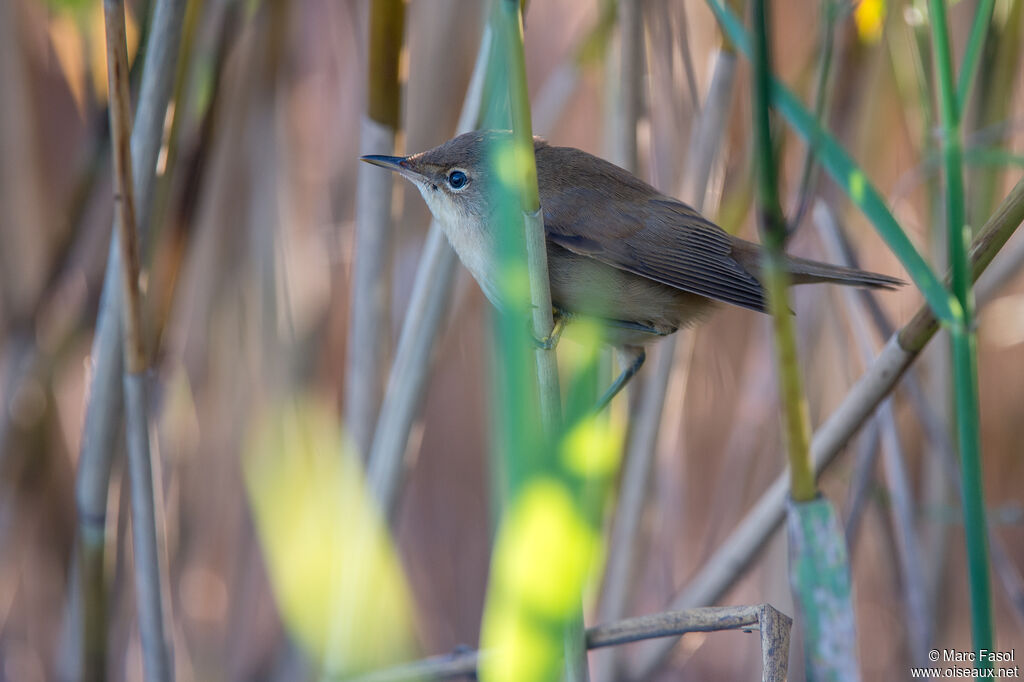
(534, 142, 769, 313)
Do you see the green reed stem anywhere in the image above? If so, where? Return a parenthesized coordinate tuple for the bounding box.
(928, 0, 994, 664)
(751, 0, 814, 501)
(957, 0, 996, 110)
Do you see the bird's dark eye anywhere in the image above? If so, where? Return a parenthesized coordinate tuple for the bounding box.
(447, 170, 468, 189)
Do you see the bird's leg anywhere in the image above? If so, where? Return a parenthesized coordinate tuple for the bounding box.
(531, 308, 568, 351)
(595, 347, 646, 411)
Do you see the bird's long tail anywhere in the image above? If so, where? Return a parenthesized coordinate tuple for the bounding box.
(785, 255, 904, 290)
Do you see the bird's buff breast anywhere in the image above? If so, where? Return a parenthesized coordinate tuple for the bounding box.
(419, 187, 505, 308)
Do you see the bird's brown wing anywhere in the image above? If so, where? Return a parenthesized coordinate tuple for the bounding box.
(542, 190, 767, 312)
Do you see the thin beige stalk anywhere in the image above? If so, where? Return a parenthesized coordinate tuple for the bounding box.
(609, 0, 642, 172)
(345, 0, 406, 459)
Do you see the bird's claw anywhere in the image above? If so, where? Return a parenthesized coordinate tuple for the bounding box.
(531, 310, 567, 351)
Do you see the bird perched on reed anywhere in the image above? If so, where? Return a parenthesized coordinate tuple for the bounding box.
(363, 131, 902, 406)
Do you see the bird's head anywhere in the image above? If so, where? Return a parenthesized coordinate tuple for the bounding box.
(362, 131, 547, 308)
(361, 130, 506, 228)
(361, 130, 550, 227)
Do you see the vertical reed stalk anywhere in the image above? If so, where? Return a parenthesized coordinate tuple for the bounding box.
(927, 0, 994, 662)
(494, 0, 562, 434)
(611, 0, 642, 172)
(966, 0, 1021, 226)
(494, 1, 573, 675)
(707, 0, 953, 322)
(750, 0, 814, 501)
(346, 0, 406, 459)
(752, 2, 858, 678)
(479, 3, 614, 680)
(76, 0, 185, 677)
(102, 1, 172, 678)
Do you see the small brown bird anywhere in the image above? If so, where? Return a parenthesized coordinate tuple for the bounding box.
(363, 131, 901, 406)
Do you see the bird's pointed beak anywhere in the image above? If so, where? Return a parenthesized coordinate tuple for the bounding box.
(362, 153, 430, 182)
(360, 154, 409, 171)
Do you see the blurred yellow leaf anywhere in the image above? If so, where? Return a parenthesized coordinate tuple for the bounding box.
(481, 478, 601, 682)
(499, 260, 532, 306)
(561, 413, 623, 479)
(497, 479, 599, 617)
(855, 0, 886, 44)
(480, 607, 561, 682)
(558, 318, 604, 374)
(243, 399, 418, 676)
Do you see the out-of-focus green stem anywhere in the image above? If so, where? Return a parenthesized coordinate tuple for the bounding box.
(751, 0, 814, 502)
(751, 0, 781, 232)
(498, 0, 562, 430)
(928, 0, 994, 664)
(481, 3, 588, 681)
(957, 0, 996, 110)
(496, 0, 580, 670)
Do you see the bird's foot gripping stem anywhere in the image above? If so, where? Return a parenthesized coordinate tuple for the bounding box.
(530, 309, 567, 351)
(595, 347, 646, 412)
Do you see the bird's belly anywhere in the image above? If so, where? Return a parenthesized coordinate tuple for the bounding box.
(547, 245, 714, 345)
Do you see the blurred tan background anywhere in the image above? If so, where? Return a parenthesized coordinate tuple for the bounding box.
(0, 0, 1022, 679)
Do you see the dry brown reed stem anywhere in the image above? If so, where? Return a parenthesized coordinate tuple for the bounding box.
(102, 1, 172, 679)
(345, 0, 406, 459)
(77, 0, 187, 505)
(975, 226, 1024, 301)
(105, 18, 145, 375)
(347, 605, 790, 682)
(629, 176, 1024, 680)
(74, 0, 186, 677)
